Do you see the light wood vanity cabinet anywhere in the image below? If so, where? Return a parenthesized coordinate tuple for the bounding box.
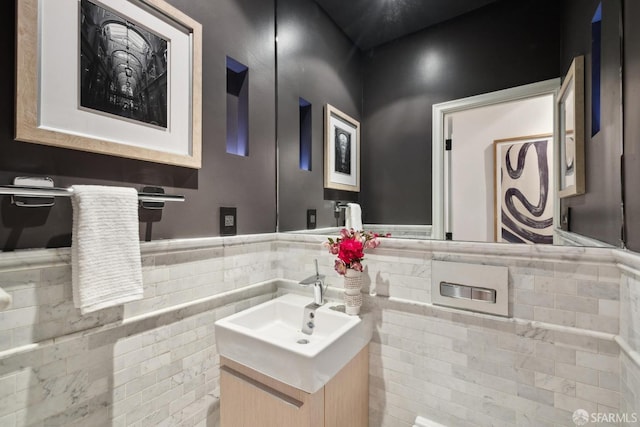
(220, 345, 369, 427)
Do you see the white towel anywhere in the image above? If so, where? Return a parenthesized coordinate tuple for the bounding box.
(71, 185, 143, 314)
(413, 416, 447, 427)
(0, 287, 11, 311)
(345, 203, 363, 231)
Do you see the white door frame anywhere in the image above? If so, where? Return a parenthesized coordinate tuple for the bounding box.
(431, 78, 561, 240)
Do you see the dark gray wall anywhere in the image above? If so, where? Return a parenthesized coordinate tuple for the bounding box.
(360, 0, 563, 225)
(1, 0, 276, 250)
(276, 0, 362, 231)
(560, 0, 623, 247)
(623, 0, 640, 251)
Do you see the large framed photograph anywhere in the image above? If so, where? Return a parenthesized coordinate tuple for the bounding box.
(324, 104, 360, 192)
(494, 134, 554, 244)
(16, 0, 202, 168)
(557, 56, 585, 197)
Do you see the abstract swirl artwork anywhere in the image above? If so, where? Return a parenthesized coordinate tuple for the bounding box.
(494, 135, 554, 244)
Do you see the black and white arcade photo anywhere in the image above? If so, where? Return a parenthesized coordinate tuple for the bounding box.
(80, 0, 168, 128)
(334, 128, 351, 174)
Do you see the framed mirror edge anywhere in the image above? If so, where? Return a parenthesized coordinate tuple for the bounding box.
(283, 225, 614, 250)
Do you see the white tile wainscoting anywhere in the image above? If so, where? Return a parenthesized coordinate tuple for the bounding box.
(0, 233, 638, 426)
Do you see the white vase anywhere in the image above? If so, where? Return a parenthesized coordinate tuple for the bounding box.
(343, 268, 363, 315)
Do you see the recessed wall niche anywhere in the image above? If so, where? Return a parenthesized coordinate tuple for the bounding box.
(299, 97, 312, 171)
(591, 3, 602, 136)
(226, 56, 249, 156)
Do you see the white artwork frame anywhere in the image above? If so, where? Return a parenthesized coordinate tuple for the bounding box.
(324, 104, 360, 192)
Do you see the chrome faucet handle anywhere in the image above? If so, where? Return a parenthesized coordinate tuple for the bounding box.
(299, 259, 327, 305)
(313, 259, 328, 300)
(299, 259, 325, 285)
(299, 274, 325, 286)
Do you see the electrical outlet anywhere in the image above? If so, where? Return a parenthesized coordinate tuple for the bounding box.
(307, 209, 317, 229)
(220, 207, 237, 236)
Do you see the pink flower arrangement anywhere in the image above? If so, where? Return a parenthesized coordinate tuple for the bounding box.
(324, 228, 385, 275)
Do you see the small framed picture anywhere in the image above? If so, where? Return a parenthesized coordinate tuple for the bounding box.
(557, 56, 585, 198)
(494, 134, 554, 244)
(324, 104, 360, 192)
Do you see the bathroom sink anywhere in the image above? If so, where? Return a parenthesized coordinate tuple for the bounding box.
(214, 293, 371, 393)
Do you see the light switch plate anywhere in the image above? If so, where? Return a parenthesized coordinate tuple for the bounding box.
(220, 207, 237, 236)
(307, 209, 316, 229)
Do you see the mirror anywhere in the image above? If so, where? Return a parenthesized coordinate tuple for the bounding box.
(275, 0, 623, 247)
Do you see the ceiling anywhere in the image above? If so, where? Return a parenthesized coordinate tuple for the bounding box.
(314, 0, 503, 51)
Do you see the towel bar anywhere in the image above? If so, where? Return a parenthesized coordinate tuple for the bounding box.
(333, 201, 349, 213)
(0, 177, 185, 209)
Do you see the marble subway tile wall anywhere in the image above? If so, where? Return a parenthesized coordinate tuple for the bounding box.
(276, 234, 639, 426)
(617, 251, 640, 418)
(0, 236, 278, 349)
(365, 297, 623, 426)
(0, 235, 279, 426)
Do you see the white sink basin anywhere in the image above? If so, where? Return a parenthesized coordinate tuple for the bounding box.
(215, 293, 371, 393)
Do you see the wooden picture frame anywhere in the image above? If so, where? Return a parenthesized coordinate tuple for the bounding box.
(494, 134, 554, 244)
(16, 0, 203, 168)
(324, 104, 360, 192)
(557, 56, 585, 197)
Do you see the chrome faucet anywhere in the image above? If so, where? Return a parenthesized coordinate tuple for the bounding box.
(299, 259, 327, 305)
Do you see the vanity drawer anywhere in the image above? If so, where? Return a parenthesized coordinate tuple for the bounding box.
(220, 345, 368, 427)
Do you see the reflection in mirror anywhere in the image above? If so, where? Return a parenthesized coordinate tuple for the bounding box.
(431, 81, 558, 244)
(276, 0, 623, 248)
(276, 0, 362, 233)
